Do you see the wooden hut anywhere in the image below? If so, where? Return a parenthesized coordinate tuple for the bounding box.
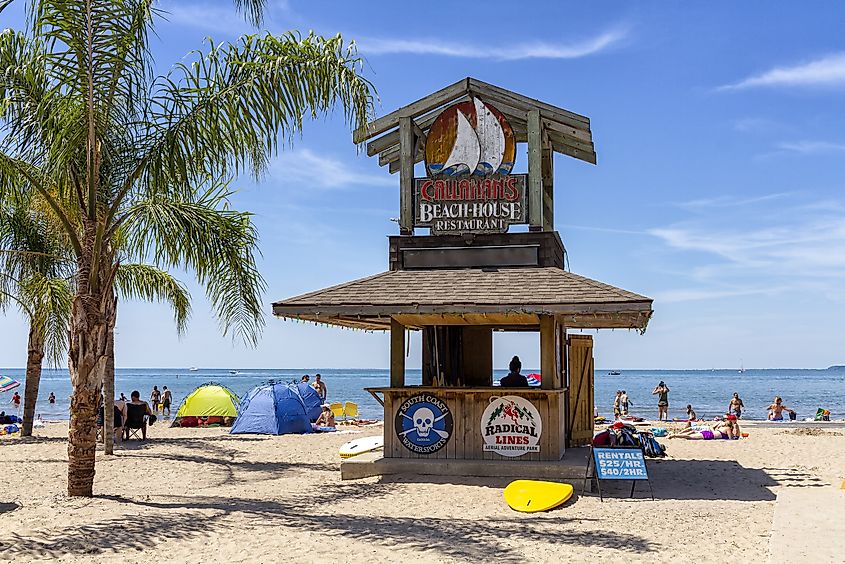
(272, 78, 653, 478)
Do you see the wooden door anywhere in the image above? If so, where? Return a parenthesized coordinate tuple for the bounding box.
(566, 334, 594, 447)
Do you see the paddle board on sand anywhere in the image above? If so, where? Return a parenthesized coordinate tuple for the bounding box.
(339, 435, 384, 459)
(504, 480, 574, 513)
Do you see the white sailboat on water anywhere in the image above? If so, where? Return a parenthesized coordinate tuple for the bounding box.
(738, 359, 745, 374)
(439, 97, 505, 176)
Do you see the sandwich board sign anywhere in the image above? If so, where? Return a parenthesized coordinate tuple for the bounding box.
(584, 447, 654, 501)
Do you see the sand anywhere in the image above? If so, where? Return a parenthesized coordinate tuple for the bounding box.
(1, 421, 844, 563)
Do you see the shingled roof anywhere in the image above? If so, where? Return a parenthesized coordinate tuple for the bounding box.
(272, 267, 652, 331)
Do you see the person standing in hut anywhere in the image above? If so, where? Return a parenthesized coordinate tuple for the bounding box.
(499, 356, 529, 387)
(652, 381, 670, 421)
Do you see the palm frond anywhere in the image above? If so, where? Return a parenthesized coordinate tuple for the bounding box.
(17, 271, 72, 367)
(115, 263, 191, 336)
(120, 183, 265, 345)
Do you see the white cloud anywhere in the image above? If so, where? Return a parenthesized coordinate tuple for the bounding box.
(776, 140, 845, 154)
(357, 28, 628, 61)
(720, 52, 845, 90)
(676, 193, 792, 211)
(269, 149, 394, 189)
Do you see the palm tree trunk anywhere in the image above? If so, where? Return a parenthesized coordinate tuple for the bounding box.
(21, 324, 45, 437)
(103, 299, 117, 455)
(67, 238, 114, 497)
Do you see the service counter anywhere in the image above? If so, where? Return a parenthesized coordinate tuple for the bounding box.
(367, 386, 567, 462)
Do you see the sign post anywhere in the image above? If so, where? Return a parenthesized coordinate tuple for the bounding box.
(583, 446, 654, 501)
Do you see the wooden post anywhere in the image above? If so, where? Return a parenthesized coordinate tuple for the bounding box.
(539, 315, 556, 390)
(390, 318, 405, 387)
(527, 109, 543, 232)
(399, 117, 415, 236)
(542, 140, 554, 232)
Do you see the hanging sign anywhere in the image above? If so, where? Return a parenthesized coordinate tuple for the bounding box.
(481, 395, 542, 457)
(414, 97, 528, 235)
(395, 393, 453, 454)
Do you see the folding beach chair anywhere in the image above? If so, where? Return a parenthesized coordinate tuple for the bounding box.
(124, 403, 148, 440)
(343, 402, 358, 422)
(329, 402, 344, 420)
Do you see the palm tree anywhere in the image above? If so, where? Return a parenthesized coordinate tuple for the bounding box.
(0, 198, 191, 444)
(0, 1, 373, 496)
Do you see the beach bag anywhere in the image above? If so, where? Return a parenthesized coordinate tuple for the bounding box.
(592, 429, 611, 446)
(639, 432, 667, 458)
(651, 427, 668, 437)
(789, 411, 797, 421)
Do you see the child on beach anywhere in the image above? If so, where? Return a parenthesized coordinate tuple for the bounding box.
(686, 404, 697, 420)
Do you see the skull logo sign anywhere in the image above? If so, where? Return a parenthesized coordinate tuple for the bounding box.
(395, 394, 453, 454)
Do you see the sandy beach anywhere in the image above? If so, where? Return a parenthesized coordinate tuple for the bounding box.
(0, 422, 842, 563)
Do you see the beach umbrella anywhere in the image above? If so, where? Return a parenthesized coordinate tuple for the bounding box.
(0, 376, 20, 393)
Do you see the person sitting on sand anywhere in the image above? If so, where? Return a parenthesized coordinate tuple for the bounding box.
(314, 404, 335, 428)
(499, 356, 529, 387)
(728, 392, 745, 419)
(686, 404, 697, 420)
(767, 396, 795, 421)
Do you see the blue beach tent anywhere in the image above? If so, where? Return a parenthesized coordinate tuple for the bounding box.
(230, 382, 319, 435)
(297, 382, 323, 422)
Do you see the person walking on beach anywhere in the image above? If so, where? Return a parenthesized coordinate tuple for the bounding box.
(161, 386, 172, 417)
(728, 392, 744, 419)
(48, 392, 56, 404)
(150, 386, 161, 413)
(613, 390, 622, 419)
(767, 396, 795, 421)
(652, 381, 670, 421)
(312, 374, 327, 402)
(500, 356, 529, 387)
(620, 390, 632, 415)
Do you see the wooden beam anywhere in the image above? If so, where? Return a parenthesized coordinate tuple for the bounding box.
(354, 78, 469, 143)
(366, 96, 470, 157)
(467, 78, 590, 129)
(539, 315, 556, 390)
(390, 318, 405, 387)
(399, 116, 414, 235)
(542, 142, 554, 231)
(527, 109, 543, 231)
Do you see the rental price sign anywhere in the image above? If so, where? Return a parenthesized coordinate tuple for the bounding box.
(413, 174, 528, 235)
(592, 448, 649, 480)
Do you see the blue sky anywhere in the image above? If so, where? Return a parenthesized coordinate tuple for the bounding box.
(2, 1, 845, 370)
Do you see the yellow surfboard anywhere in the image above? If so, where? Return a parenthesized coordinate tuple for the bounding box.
(504, 480, 574, 513)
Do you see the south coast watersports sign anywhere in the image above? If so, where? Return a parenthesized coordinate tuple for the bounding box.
(395, 393, 453, 454)
(414, 97, 528, 235)
(481, 396, 542, 457)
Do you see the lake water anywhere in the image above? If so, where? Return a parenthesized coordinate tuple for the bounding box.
(2, 367, 843, 421)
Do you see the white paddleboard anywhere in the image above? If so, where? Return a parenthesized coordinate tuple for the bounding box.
(339, 435, 384, 459)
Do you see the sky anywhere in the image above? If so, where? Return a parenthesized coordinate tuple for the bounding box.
(2, 1, 845, 370)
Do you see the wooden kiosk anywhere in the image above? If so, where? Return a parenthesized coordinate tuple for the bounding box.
(272, 78, 653, 478)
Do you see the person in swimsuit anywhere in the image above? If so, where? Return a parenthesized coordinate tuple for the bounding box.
(620, 390, 632, 416)
(48, 392, 56, 404)
(728, 392, 744, 419)
(314, 404, 335, 428)
(311, 374, 327, 403)
(10, 392, 21, 412)
(767, 396, 795, 420)
(686, 404, 697, 420)
(669, 416, 739, 440)
(161, 386, 172, 417)
(652, 381, 670, 421)
(613, 390, 622, 419)
(150, 386, 161, 413)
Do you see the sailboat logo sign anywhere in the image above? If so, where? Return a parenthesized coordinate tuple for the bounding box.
(414, 97, 528, 235)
